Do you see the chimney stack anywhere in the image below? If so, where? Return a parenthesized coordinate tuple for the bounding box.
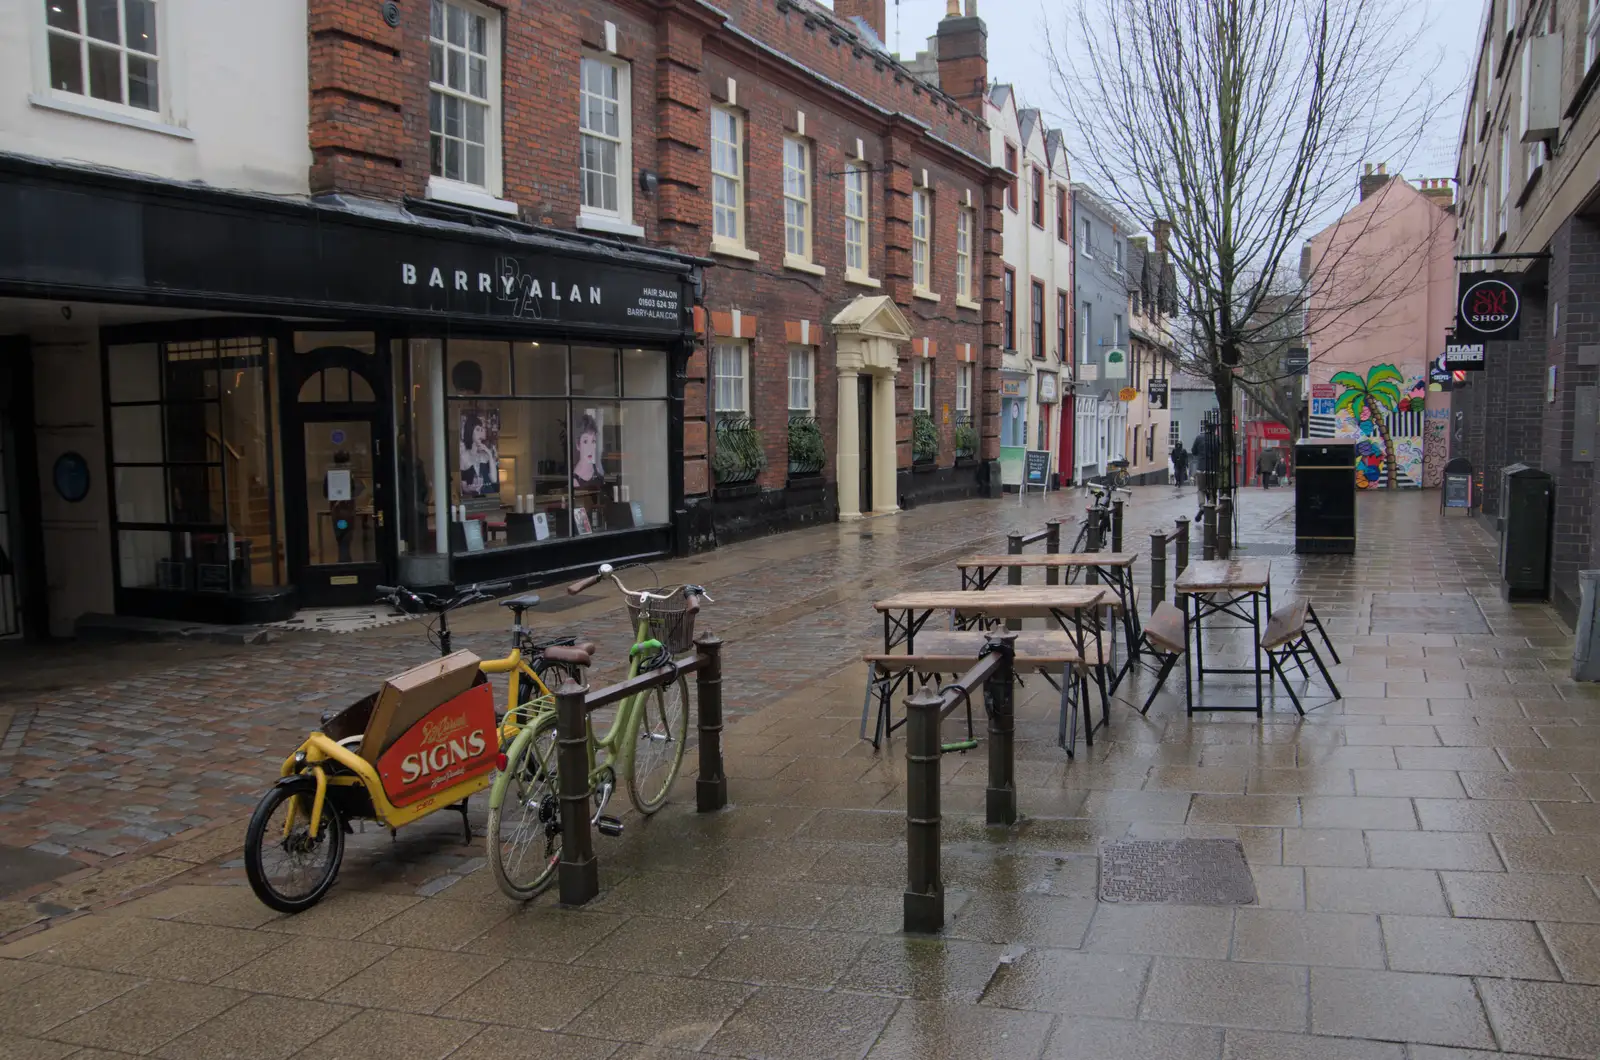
(1152, 218, 1172, 256)
(1418, 177, 1455, 210)
(935, 0, 987, 116)
(1360, 161, 1394, 202)
(834, 0, 886, 43)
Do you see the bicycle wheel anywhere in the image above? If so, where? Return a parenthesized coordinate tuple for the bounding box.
(244, 776, 343, 913)
(626, 674, 689, 814)
(488, 715, 562, 900)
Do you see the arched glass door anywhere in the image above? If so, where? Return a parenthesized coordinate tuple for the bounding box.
(282, 333, 393, 606)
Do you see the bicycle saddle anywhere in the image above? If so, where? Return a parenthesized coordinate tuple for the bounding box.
(499, 592, 542, 611)
(541, 643, 594, 667)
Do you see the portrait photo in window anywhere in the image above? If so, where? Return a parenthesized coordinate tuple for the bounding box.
(459, 406, 500, 496)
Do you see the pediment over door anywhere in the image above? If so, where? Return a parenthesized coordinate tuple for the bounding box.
(831, 295, 912, 374)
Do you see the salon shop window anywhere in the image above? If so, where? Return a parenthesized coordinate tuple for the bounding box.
(397, 339, 669, 554)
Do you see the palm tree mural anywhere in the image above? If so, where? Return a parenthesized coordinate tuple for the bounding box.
(1331, 364, 1403, 489)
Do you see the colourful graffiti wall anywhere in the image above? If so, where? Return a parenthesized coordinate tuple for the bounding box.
(1309, 367, 1427, 488)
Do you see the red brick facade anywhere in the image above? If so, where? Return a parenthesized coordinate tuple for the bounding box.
(306, 0, 1000, 509)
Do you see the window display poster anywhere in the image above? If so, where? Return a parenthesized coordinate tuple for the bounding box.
(325, 468, 352, 501)
(533, 512, 550, 541)
(572, 408, 605, 490)
(630, 501, 644, 527)
(574, 507, 593, 536)
(459, 407, 501, 496)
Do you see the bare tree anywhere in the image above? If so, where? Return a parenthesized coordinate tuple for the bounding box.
(1048, 0, 1448, 496)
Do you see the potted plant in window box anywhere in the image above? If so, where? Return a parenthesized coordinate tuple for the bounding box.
(787, 415, 826, 480)
(954, 420, 978, 465)
(713, 416, 766, 497)
(912, 412, 939, 469)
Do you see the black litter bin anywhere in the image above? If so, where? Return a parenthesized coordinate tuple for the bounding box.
(1294, 440, 1356, 554)
(1499, 464, 1553, 602)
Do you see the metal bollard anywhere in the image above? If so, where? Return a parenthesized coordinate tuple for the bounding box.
(555, 681, 599, 906)
(1150, 532, 1168, 609)
(903, 687, 945, 934)
(1175, 517, 1190, 577)
(1202, 504, 1217, 561)
(694, 634, 727, 813)
(1006, 531, 1023, 630)
(983, 631, 1018, 826)
(1218, 495, 1234, 559)
(1045, 519, 1061, 586)
(1112, 500, 1124, 553)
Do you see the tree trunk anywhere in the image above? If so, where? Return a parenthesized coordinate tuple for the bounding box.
(1363, 395, 1398, 490)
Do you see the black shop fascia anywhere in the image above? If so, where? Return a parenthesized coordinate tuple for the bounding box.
(0, 153, 704, 624)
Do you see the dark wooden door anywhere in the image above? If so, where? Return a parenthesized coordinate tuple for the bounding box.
(858, 375, 873, 513)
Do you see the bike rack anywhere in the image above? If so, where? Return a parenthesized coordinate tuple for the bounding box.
(551, 633, 726, 907)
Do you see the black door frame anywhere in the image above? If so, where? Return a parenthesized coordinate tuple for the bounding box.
(280, 337, 395, 606)
(0, 336, 46, 638)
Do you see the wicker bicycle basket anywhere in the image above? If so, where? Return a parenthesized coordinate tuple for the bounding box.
(626, 595, 699, 654)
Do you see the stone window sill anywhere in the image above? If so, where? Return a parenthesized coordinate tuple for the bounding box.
(845, 272, 882, 289)
(913, 288, 942, 303)
(711, 239, 761, 262)
(955, 297, 981, 312)
(427, 176, 518, 216)
(30, 93, 193, 140)
(577, 211, 645, 238)
(784, 255, 826, 276)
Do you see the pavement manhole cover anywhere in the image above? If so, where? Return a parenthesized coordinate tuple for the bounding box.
(1099, 838, 1257, 905)
(1370, 592, 1489, 634)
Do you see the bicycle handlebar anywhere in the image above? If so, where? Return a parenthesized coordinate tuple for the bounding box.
(566, 573, 603, 595)
(564, 563, 714, 604)
(378, 580, 509, 613)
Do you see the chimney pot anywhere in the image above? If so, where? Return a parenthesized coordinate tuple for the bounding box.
(1377, 162, 1387, 174)
(946, 0, 959, 13)
(1365, 163, 1373, 175)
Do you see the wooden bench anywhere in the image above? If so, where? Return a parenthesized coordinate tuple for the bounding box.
(862, 631, 1110, 757)
(1132, 602, 1188, 714)
(1260, 599, 1341, 714)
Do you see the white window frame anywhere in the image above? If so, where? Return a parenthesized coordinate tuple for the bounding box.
(1113, 312, 1125, 347)
(1589, 0, 1600, 70)
(1080, 217, 1093, 258)
(955, 207, 973, 304)
(577, 52, 642, 237)
(426, 0, 512, 213)
(713, 341, 749, 417)
(711, 107, 746, 250)
(787, 345, 814, 413)
(33, 0, 182, 133)
(1498, 124, 1511, 234)
(783, 137, 813, 264)
(1114, 239, 1124, 272)
(844, 163, 870, 278)
(1080, 302, 1092, 362)
(912, 358, 931, 413)
(912, 188, 932, 294)
(957, 363, 972, 414)
(1169, 419, 1181, 448)
(1504, 0, 1516, 38)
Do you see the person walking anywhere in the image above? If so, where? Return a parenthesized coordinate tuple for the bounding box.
(1170, 440, 1189, 486)
(1256, 445, 1279, 489)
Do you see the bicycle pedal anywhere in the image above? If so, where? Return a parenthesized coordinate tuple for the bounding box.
(595, 815, 625, 837)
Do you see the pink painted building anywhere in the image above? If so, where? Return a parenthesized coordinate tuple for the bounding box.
(1305, 170, 1457, 487)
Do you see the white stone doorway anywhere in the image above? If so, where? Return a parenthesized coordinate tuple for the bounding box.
(831, 296, 911, 519)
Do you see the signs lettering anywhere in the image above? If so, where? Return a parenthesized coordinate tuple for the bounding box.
(1455, 272, 1521, 341)
(1147, 378, 1169, 409)
(1445, 343, 1486, 371)
(376, 683, 497, 807)
(1286, 348, 1309, 375)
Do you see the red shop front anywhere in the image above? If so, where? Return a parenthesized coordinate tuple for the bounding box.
(1244, 420, 1293, 483)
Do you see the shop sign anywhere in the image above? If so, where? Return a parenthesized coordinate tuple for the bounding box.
(1147, 378, 1169, 409)
(1079, 363, 1100, 383)
(1286, 347, 1309, 375)
(1038, 372, 1058, 403)
(1103, 348, 1128, 378)
(1001, 378, 1025, 397)
(399, 255, 683, 329)
(1117, 386, 1139, 402)
(377, 683, 497, 808)
(1455, 272, 1521, 341)
(1445, 343, 1486, 371)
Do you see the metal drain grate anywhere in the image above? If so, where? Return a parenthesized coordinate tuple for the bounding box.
(1099, 838, 1258, 905)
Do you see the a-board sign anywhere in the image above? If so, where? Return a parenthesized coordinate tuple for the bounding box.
(1023, 449, 1051, 486)
(1443, 473, 1471, 508)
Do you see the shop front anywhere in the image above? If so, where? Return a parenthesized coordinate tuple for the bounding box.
(999, 374, 1028, 488)
(0, 156, 701, 629)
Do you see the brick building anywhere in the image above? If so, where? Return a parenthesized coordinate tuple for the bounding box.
(1452, 0, 1600, 622)
(0, 0, 1000, 636)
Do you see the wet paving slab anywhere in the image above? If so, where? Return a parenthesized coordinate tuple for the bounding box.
(2, 487, 1600, 1058)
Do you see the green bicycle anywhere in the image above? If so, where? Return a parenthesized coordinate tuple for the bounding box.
(486, 563, 709, 900)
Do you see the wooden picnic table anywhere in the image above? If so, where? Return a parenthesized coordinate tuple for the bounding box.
(868, 586, 1116, 754)
(1174, 559, 1275, 716)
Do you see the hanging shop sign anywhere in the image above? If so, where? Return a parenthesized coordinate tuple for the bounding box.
(1455, 272, 1521, 341)
(1103, 348, 1129, 379)
(1038, 372, 1058, 403)
(1285, 348, 1309, 375)
(1444, 343, 1486, 371)
(1117, 386, 1139, 402)
(1147, 378, 1169, 409)
(1001, 378, 1025, 397)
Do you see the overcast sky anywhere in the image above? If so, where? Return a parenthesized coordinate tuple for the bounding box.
(822, 0, 1480, 182)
